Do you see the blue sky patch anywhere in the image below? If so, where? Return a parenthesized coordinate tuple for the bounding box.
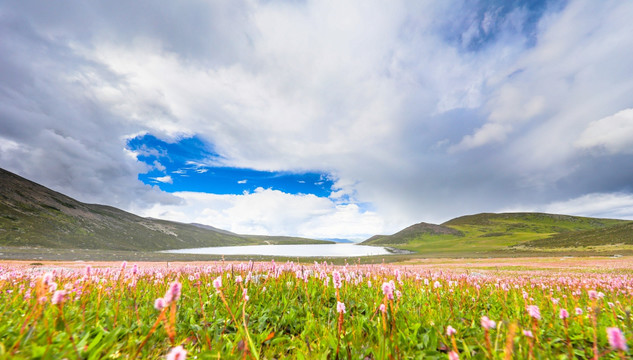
(127, 134, 335, 197)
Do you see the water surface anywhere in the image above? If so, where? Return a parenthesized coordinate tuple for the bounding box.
(162, 243, 392, 257)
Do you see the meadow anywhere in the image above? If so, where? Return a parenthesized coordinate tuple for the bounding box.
(0, 258, 631, 359)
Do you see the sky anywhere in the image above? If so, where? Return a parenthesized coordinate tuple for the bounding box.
(1, 0, 633, 241)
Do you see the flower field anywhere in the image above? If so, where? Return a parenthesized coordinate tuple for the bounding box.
(1, 259, 632, 359)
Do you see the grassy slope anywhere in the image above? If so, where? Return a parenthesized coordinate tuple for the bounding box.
(362, 212, 631, 256)
(518, 221, 633, 249)
(0, 168, 330, 251)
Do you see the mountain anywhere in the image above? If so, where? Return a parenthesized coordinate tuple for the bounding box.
(0, 168, 331, 251)
(362, 212, 632, 255)
(362, 222, 463, 245)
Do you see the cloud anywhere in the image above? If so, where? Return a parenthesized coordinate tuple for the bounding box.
(575, 108, 633, 154)
(542, 193, 633, 220)
(237, 180, 247, 184)
(152, 175, 173, 184)
(138, 188, 387, 241)
(1, 0, 633, 238)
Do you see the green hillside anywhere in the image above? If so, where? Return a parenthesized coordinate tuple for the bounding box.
(362, 212, 631, 255)
(0, 168, 330, 251)
(518, 221, 633, 249)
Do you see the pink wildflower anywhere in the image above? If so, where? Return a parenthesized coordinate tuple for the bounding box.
(51, 290, 66, 305)
(446, 325, 457, 337)
(379, 303, 386, 313)
(448, 350, 459, 360)
(166, 345, 187, 360)
(588, 290, 598, 300)
(154, 297, 167, 310)
(163, 281, 182, 303)
(607, 327, 628, 351)
(481, 316, 496, 330)
(213, 276, 222, 291)
(527, 305, 541, 320)
(382, 282, 394, 300)
(332, 271, 342, 289)
(559, 308, 569, 319)
(336, 301, 346, 314)
(575, 307, 583, 316)
(523, 330, 534, 338)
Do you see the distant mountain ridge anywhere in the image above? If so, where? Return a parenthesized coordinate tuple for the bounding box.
(362, 212, 632, 255)
(0, 168, 331, 251)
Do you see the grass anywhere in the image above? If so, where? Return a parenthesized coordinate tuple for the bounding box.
(1, 259, 632, 359)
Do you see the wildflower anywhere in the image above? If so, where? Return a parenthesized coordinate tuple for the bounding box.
(559, 308, 569, 319)
(242, 288, 249, 302)
(575, 307, 583, 315)
(332, 271, 342, 289)
(337, 301, 346, 314)
(523, 330, 534, 338)
(163, 281, 182, 303)
(154, 297, 167, 310)
(606, 327, 628, 351)
(434, 280, 441, 289)
(527, 305, 541, 320)
(446, 325, 457, 336)
(235, 275, 243, 284)
(379, 303, 386, 313)
(588, 290, 598, 300)
(448, 350, 459, 360)
(51, 290, 66, 305)
(213, 276, 222, 291)
(481, 316, 496, 330)
(382, 282, 394, 300)
(166, 345, 187, 360)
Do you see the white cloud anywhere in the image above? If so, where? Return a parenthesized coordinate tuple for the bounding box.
(138, 188, 391, 241)
(237, 179, 247, 184)
(153, 160, 166, 172)
(541, 193, 633, 220)
(575, 108, 633, 154)
(152, 175, 173, 184)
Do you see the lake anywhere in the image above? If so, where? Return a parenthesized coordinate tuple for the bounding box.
(162, 243, 393, 257)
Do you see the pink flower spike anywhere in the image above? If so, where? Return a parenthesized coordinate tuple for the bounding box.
(446, 325, 457, 337)
(51, 290, 66, 305)
(480, 316, 496, 330)
(523, 330, 533, 338)
(559, 308, 569, 319)
(166, 345, 187, 360)
(527, 305, 541, 320)
(448, 350, 459, 360)
(164, 281, 182, 303)
(575, 307, 583, 315)
(607, 327, 628, 351)
(379, 303, 386, 313)
(336, 301, 346, 314)
(213, 276, 222, 291)
(588, 290, 598, 300)
(154, 297, 167, 311)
